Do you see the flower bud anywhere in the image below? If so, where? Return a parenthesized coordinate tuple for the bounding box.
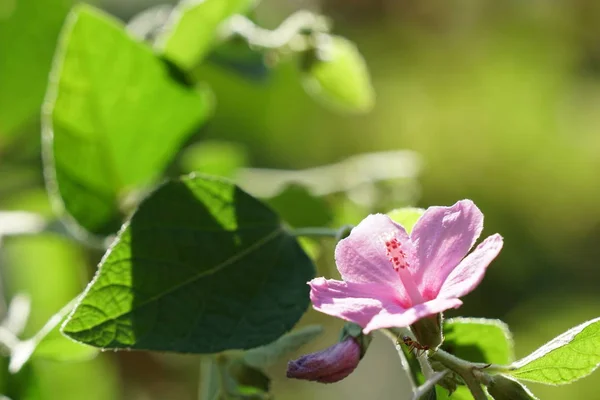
(410, 313, 443, 351)
(487, 375, 538, 400)
(286, 337, 361, 383)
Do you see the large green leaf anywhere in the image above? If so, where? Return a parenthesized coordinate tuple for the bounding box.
(61, 175, 316, 353)
(0, 0, 72, 140)
(442, 318, 514, 365)
(43, 5, 211, 235)
(507, 317, 600, 385)
(157, 0, 255, 71)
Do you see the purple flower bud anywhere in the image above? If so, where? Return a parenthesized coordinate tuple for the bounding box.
(286, 338, 361, 383)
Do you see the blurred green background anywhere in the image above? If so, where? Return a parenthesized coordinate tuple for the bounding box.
(2, 0, 600, 398)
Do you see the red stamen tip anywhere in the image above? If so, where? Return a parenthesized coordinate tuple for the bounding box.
(385, 238, 409, 270)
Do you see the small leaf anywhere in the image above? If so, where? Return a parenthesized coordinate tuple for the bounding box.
(243, 325, 324, 369)
(266, 184, 333, 228)
(387, 208, 425, 234)
(157, 0, 255, 70)
(302, 35, 375, 114)
(508, 317, 600, 385)
(43, 5, 212, 235)
(61, 175, 316, 353)
(487, 375, 538, 400)
(442, 318, 514, 365)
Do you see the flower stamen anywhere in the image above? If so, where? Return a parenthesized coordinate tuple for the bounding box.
(385, 237, 425, 306)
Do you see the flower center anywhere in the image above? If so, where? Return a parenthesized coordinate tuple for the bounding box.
(385, 238, 425, 307)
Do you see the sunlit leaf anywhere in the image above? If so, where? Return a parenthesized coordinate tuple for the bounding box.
(442, 318, 514, 365)
(508, 317, 600, 385)
(302, 35, 375, 114)
(157, 0, 255, 70)
(43, 5, 211, 235)
(62, 175, 315, 353)
(0, 0, 72, 140)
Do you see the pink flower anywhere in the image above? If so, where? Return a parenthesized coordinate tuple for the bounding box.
(286, 337, 361, 383)
(309, 200, 503, 334)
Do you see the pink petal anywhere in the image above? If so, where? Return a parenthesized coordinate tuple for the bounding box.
(363, 297, 463, 333)
(309, 277, 405, 328)
(309, 278, 462, 334)
(335, 214, 412, 295)
(411, 200, 484, 300)
(438, 234, 503, 299)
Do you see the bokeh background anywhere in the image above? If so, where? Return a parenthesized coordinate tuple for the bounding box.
(2, 0, 600, 398)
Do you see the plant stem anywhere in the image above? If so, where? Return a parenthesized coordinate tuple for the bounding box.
(380, 328, 417, 390)
(219, 11, 329, 50)
(429, 349, 488, 400)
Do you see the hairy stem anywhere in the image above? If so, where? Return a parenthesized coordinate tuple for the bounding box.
(429, 349, 488, 400)
(219, 11, 329, 50)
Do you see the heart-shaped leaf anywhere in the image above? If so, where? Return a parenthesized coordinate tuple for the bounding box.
(43, 5, 211, 235)
(61, 175, 315, 353)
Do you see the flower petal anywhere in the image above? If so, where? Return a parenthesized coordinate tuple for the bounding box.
(309, 277, 462, 334)
(438, 234, 503, 299)
(309, 277, 406, 328)
(335, 214, 412, 294)
(411, 200, 484, 299)
(363, 297, 463, 333)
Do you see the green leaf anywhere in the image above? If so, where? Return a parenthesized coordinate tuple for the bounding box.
(487, 375, 538, 400)
(442, 318, 514, 365)
(507, 317, 600, 385)
(179, 140, 248, 178)
(302, 35, 375, 114)
(387, 207, 425, 234)
(157, 0, 255, 70)
(0, 0, 72, 140)
(266, 184, 333, 228)
(43, 5, 212, 235)
(61, 175, 316, 353)
(243, 325, 323, 369)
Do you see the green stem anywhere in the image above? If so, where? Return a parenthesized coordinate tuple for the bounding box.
(429, 349, 488, 400)
(291, 227, 339, 238)
(380, 328, 417, 390)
